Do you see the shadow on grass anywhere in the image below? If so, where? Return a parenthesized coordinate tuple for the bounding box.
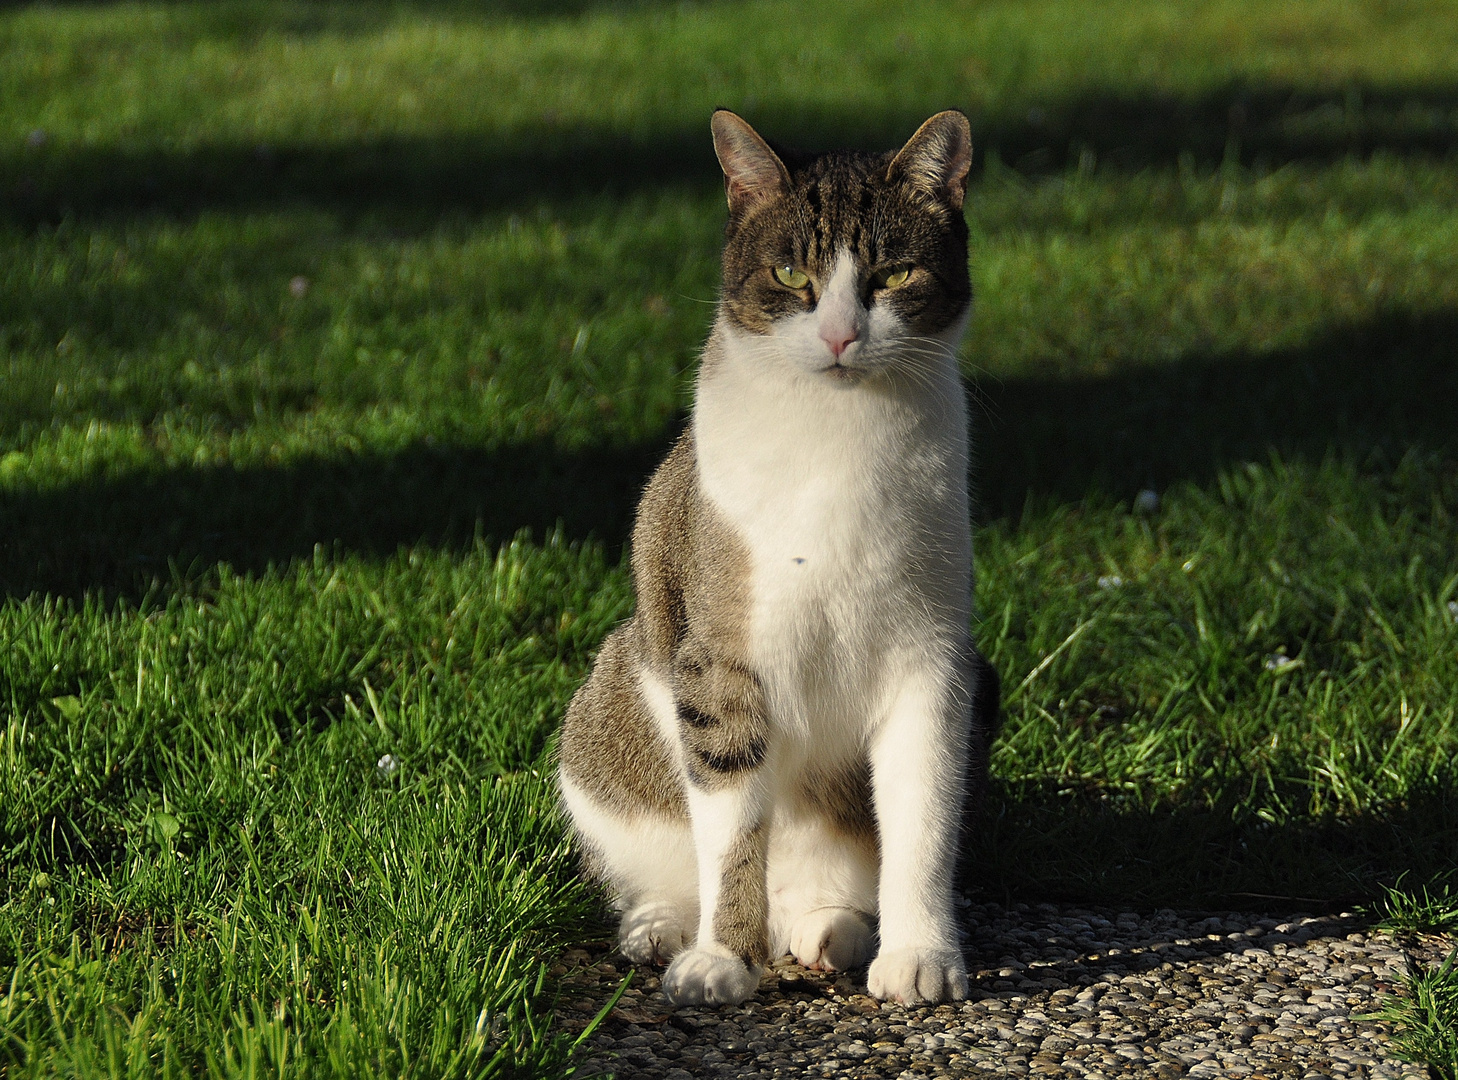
(4, 82, 1457, 226)
(969, 773, 1458, 910)
(973, 308, 1458, 521)
(1, 308, 1454, 602)
(0, 434, 675, 600)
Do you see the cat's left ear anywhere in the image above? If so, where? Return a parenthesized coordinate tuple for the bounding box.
(888, 110, 973, 209)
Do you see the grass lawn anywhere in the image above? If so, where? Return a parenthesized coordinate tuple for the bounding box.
(2, 0, 1457, 1075)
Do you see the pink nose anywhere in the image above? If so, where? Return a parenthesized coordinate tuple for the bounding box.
(821, 326, 859, 358)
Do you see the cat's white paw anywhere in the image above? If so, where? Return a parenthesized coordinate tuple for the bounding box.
(867, 946, 969, 1004)
(662, 947, 760, 1006)
(618, 900, 692, 965)
(788, 907, 873, 972)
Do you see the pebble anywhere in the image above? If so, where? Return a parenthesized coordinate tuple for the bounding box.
(557, 903, 1437, 1078)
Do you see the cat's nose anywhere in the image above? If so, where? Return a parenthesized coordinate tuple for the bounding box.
(820, 326, 859, 358)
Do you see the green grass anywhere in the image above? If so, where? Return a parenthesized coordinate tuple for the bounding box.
(1379, 952, 1458, 1080)
(2, 0, 1457, 1075)
(2, 537, 627, 1076)
(1378, 880, 1458, 936)
(1373, 883, 1458, 1079)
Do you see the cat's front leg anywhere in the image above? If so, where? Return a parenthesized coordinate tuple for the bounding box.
(660, 636, 772, 1006)
(867, 656, 972, 1004)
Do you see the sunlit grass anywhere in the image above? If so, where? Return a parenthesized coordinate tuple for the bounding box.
(5, 0, 1458, 147)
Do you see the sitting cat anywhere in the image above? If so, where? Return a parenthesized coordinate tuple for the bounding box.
(557, 108, 1000, 1007)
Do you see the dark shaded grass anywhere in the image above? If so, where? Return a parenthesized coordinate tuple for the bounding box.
(6, 82, 1457, 227)
(973, 772, 1458, 909)
(975, 308, 1458, 518)
(0, 437, 673, 600)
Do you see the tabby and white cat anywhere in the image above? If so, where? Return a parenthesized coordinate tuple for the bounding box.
(557, 109, 999, 1007)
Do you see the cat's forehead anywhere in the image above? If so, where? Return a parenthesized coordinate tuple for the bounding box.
(786, 152, 895, 223)
(789, 149, 886, 189)
(741, 149, 953, 266)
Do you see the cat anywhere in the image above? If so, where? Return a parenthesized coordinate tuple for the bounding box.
(557, 108, 1000, 1007)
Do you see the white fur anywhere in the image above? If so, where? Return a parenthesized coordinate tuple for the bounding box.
(765, 809, 878, 953)
(691, 247, 975, 1002)
(787, 906, 874, 971)
(557, 770, 697, 927)
(812, 253, 866, 358)
(618, 900, 691, 965)
(636, 666, 687, 775)
(663, 945, 761, 1005)
(868, 946, 970, 1004)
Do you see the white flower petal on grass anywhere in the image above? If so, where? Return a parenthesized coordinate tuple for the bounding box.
(1097, 575, 1123, 589)
(289, 275, 311, 298)
(1265, 653, 1298, 672)
(1448, 600, 1458, 623)
(376, 753, 400, 779)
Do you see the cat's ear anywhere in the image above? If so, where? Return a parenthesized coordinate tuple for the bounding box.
(887, 110, 973, 209)
(711, 110, 791, 212)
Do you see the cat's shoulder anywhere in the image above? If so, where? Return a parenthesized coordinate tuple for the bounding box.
(638, 427, 697, 524)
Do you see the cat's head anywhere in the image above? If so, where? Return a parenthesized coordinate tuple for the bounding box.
(710, 109, 972, 383)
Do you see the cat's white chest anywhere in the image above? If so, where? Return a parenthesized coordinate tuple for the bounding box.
(693, 331, 972, 742)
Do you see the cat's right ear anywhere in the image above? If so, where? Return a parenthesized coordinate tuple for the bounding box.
(711, 110, 790, 213)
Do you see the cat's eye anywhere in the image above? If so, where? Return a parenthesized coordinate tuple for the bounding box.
(878, 265, 913, 289)
(773, 265, 810, 289)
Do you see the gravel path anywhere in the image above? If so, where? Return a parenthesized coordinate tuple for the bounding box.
(556, 902, 1440, 1079)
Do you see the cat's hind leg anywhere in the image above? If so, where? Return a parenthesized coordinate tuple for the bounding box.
(558, 773, 697, 963)
(767, 797, 879, 973)
(558, 622, 697, 965)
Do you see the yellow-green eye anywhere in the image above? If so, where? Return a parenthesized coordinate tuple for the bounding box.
(773, 265, 810, 289)
(881, 266, 912, 289)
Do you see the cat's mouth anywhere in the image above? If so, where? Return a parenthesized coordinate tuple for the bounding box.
(822, 362, 868, 383)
